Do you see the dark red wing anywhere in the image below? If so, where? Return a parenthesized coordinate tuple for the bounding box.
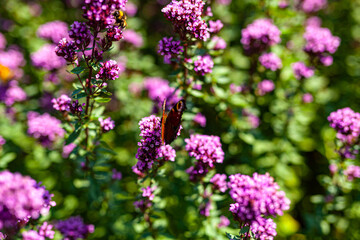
(163, 100, 186, 145)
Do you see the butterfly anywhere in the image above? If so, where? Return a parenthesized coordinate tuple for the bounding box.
(161, 99, 186, 145)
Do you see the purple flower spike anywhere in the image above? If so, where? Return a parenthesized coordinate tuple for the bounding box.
(37, 20, 69, 44)
(194, 55, 214, 76)
(96, 60, 120, 81)
(256, 79, 275, 96)
(56, 216, 94, 240)
(52, 94, 71, 112)
(259, 52, 282, 71)
(328, 107, 360, 144)
(210, 173, 228, 192)
(292, 62, 314, 80)
(157, 37, 184, 64)
(69, 21, 92, 49)
(55, 38, 78, 63)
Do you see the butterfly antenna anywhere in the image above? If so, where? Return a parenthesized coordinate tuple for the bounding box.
(162, 99, 167, 114)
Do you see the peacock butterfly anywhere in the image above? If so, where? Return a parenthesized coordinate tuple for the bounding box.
(161, 99, 186, 145)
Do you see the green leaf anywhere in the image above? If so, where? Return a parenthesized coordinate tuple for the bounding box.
(0, 153, 16, 168)
(71, 66, 85, 75)
(73, 92, 87, 99)
(94, 97, 111, 103)
(71, 89, 83, 97)
(66, 128, 81, 145)
(188, 89, 204, 98)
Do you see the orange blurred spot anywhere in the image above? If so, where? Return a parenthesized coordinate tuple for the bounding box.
(0, 64, 13, 82)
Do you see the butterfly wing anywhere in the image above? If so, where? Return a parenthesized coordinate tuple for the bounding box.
(161, 99, 168, 145)
(163, 100, 186, 145)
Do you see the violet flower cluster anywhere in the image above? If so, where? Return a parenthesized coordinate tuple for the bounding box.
(37, 20, 69, 44)
(193, 113, 207, 127)
(157, 37, 184, 64)
(0, 80, 26, 106)
(95, 60, 121, 81)
(259, 52, 282, 71)
(132, 115, 179, 177)
(162, 0, 210, 41)
(0, 170, 55, 233)
(0, 47, 26, 80)
(328, 107, 360, 145)
(292, 61, 314, 80)
(194, 55, 214, 76)
(185, 134, 224, 181)
(31, 44, 67, 70)
(56, 216, 94, 240)
(241, 19, 281, 55)
(303, 25, 340, 66)
(210, 173, 228, 192)
(300, 0, 327, 13)
(228, 173, 290, 240)
(27, 111, 65, 147)
(256, 79, 275, 96)
(143, 77, 181, 112)
(99, 117, 115, 132)
(344, 165, 360, 181)
(0, 135, 5, 147)
(134, 186, 157, 212)
(52, 94, 71, 112)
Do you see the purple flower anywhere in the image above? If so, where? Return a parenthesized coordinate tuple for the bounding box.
(157, 145, 176, 161)
(303, 26, 340, 66)
(256, 79, 275, 96)
(106, 25, 124, 42)
(209, 20, 224, 33)
(344, 165, 360, 181)
(143, 77, 181, 112)
(82, 0, 128, 30)
(52, 94, 71, 112)
(0, 33, 6, 50)
(134, 186, 157, 212)
(193, 113, 206, 127)
(328, 107, 360, 144)
(0, 171, 55, 231)
(22, 230, 45, 240)
(228, 173, 290, 223)
(0, 135, 5, 147)
(55, 38, 78, 63)
(218, 215, 230, 228)
(300, 0, 327, 13)
(243, 110, 260, 129)
(230, 84, 242, 94)
(69, 21, 92, 49)
(125, 2, 137, 17)
(329, 163, 338, 175)
(0, 80, 26, 106)
(0, 48, 25, 79)
(123, 30, 143, 48)
(306, 16, 322, 27)
(99, 117, 115, 132)
(62, 143, 76, 158)
(56, 216, 94, 240)
(27, 111, 65, 147)
(241, 19, 281, 55)
(38, 222, 55, 239)
(185, 134, 224, 181)
(112, 169, 122, 180)
(31, 44, 67, 70)
(292, 62, 314, 80)
(132, 115, 178, 176)
(302, 93, 313, 103)
(210, 173, 228, 192)
(37, 21, 69, 44)
(250, 217, 277, 240)
(157, 37, 184, 64)
(259, 52, 282, 71)
(142, 186, 157, 201)
(162, 0, 209, 41)
(211, 36, 227, 50)
(194, 55, 214, 76)
(199, 197, 212, 217)
(96, 60, 120, 81)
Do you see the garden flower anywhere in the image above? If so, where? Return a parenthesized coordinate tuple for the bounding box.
(0, 135, 5, 147)
(123, 30, 143, 48)
(241, 19, 281, 55)
(218, 215, 230, 228)
(292, 62, 314, 80)
(256, 79, 275, 96)
(162, 0, 210, 41)
(31, 44, 67, 70)
(52, 94, 71, 112)
(27, 111, 65, 147)
(210, 173, 228, 192)
(22, 230, 45, 240)
(69, 21, 92, 49)
(300, 0, 327, 13)
(0, 48, 25, 79)
(95, 60, 120, 81)
(0, 33, 6, 50)
(209, 20, 224, 33)
(0, 80, 27, 106)
(62, 143, 76, 158)
(259, 52, 282, 71)
(157, 37, 184, 64)
(37, 20, 69, 44)
(55, 38, 78, 63)
(56, 216, 94, 240)
(38, 222, 55, 239)
(344, 165, 360, 181)
(99, 117, 115, 132)
(112, 169, 122, 180)
(328, 107, 360, 144)
(0, 171, 55, 232)
(302, 93, 313, 103)
(193, 113, 206, 127)
(185, 134, 224, 181)
(134, 186, 157, 212)
(106, 25, 124, 42)
(211, 36, 227, 50)
(194, 55, 214, 76)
